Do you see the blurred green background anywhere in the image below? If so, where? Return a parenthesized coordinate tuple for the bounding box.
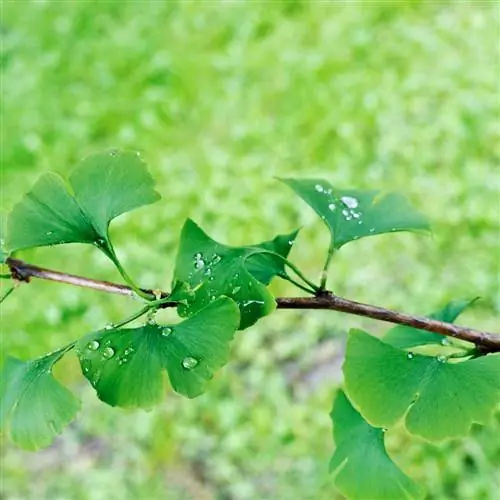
(1, 1, 499, 499)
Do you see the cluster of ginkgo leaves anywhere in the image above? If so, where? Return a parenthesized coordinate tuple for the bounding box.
(1, 151, 499, 499)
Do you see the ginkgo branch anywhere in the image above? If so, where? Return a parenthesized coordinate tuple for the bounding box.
(6, 257, 500, 353)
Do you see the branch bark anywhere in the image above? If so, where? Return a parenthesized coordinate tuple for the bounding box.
(6, 257, 500, 353)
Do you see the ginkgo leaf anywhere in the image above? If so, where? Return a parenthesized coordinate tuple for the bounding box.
(245, 228, 299, 285)
(76, 297, 240, 405)
(343, 329, 500, 441)
(0, 350, 80, 450)
(329, 390, 425, 500)
(384, 298, 478, 349)
(173, 219, 279, 329)
(6, 150, 160, 252)
(279, 178, 430, 249)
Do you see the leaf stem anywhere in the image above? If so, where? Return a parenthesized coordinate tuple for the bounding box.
(100, 241, 154, 301)
(0, 284, 15, 304)
(320, 244, 336, 290)
(278, 273, 317, 295)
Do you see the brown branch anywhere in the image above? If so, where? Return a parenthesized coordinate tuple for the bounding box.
(6, 258, 500, 353)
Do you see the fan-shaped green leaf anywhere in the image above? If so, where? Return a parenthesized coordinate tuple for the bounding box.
(245, 228, 299, 285)
(343, 329, 500, 441)
(279, 178, 430, 249)
(384, 298, 478, 349)
(7, 150, 160, 252)
(76, 297, 240, 405)
(330, 390, 424, 500)
(0, 350, 80, 450)
(173, 219, 279, 329)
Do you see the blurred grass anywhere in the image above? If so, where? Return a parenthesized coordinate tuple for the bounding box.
(1, 1, 499, 499)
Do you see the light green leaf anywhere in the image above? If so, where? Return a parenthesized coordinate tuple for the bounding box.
(279, 178, 430, 249)
(384, 298, 478, 349)
(245, 228, 299, 285)
(330, 390, 425, 500)
(76, 297, 240, 405)
(0, 350, 80, 450)
(343, 329, 500, 441)
(173, 219, 278, 329)
(7, 150, 160, 252)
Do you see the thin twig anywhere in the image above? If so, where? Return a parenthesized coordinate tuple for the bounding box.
(6, 257, 500, 353)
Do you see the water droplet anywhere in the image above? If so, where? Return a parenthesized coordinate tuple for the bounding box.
(87, 340, 100, 351)
(208, 276, 215, 281)
(341, 196, 358, 209)
(102, 347, 115, 359)
(437, 355, 447, 363)
(211, 255, 222, 265)
(204, 267, 212, 276)
(232, 286, 241, 295)
(314, 184, 324, 193)
(441, 338, 450, 346)
(45, 231, 53, 236)
(407, 352, 414, 360)
(352, 212, 360, 219)
(288, 239, 295, 245)
(84, 367, 89, 373)
(194, 258, 205, 270)
(124, 347, 135, 355)
(182, 356, 198, 370)
(382, 428, 387, 433)
(104, 324, 113, 330)
(162, 327, 173, 337)
(369, 228, 375, 233)
(328, 203, 336, 211)
(109, 149, 118, 157)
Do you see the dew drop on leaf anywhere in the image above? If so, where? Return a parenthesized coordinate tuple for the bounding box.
(328, 203, 336, 211)
(314, 184, 324, 193)
(162, 327, 173, 337)
(182, 356, 199, 370)
(87, 340, 99, 351)
(407, 352, 414, 360)
(102, 347, 115, 359)
(341, 196, 359, 209)
(437, 355, 447, 363)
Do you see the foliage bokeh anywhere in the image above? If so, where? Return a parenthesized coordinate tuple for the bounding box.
(1, 2, 499, 499)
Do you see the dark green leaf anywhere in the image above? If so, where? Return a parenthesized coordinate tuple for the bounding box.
(173, 219, 278, 329)
(343, 329, 500, 441)
(330, 390, 424, 500)
(279, 178, 430, 249)
(0, 350, 80, 450)
(245, 228, 299, 285)
(76, 297, 240, 405)
(6, 150, 160, 252)
(384, 298, 478, 349)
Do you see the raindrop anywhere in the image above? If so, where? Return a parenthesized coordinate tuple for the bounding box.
(102, 347, 115, 359)
(232, 286, 241, 295)
(211, 255, 222, 265)
(441, 338, 450, 346)
(328, 203, 336, 211)
(407, 352, 414, 360)
(341, 196, 358, 208)
(194, 258, 205, 270)
(46, 231, 53, 236)
(162, 327, 173, 337)
(382, 428, 387, 433)
(437, 355, 447, 363)
(104, 324, 113, 331)
(109, 149, 118, 157)
(314, 184, 324, 193)
(182, 356, 198, 370)
(124, 347, 135, 355)
(369, 228, 375, 233)
(87, 340, 100, 351)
